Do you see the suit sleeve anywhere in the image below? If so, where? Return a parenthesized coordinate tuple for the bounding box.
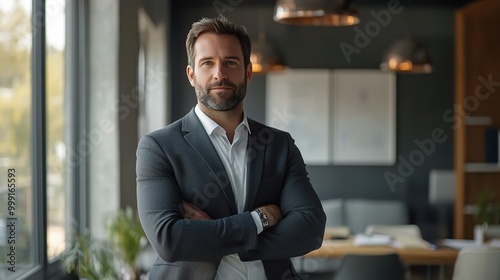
(239, 133, 327, 261)
(136, 134, 258, 263)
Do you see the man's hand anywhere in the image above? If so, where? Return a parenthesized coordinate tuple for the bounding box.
(258, 204, 282, 228)
(183, 201, 211, 220)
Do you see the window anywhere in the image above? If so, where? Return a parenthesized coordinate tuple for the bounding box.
(1, 0, 74, 279)
(0, 1, 35, 279)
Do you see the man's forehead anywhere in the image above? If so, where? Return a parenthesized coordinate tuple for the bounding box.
(194, 33, 243, 59)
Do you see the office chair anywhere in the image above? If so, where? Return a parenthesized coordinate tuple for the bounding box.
(333, 253, 405, 280)
(344, 199, 408, 234)
(452, 247, 500, 280)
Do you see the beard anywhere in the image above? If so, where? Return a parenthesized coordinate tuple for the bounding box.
(194, 77, 247, 111)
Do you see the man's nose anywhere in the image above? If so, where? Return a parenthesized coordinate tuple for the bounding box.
(213, 63, 227, 80)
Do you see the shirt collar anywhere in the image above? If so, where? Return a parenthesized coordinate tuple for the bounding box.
(194, 104, 251, 136)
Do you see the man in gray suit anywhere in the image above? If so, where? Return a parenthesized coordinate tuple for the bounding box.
(136, 16, 326, 280)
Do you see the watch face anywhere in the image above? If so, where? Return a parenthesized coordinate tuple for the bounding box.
(258, 210, 269, 229)
(263, 220, 269, 227)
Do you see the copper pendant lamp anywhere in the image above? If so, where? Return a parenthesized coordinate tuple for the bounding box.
(250, 40, 285, 73)
(273, 0, 360, 26)
(251, 12, 285, 73)
(380, 36, 432, 73)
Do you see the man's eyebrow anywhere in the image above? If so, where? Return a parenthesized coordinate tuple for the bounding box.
(198, 56, 213, 63)
(198, 55, 241, 62)
(224, 56, 241, 61)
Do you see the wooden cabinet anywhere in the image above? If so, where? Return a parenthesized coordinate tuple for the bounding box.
(454, 0, 500, 239)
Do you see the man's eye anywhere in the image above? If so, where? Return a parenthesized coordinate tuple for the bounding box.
(226, 61, 237, 66)
(202, 61, 213, 66)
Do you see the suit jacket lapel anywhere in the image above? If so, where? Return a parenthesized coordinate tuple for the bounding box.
(244, 118, 266, 212)
(182, 109, 237, 214)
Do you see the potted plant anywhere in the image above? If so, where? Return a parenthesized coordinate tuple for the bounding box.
(474, 189, 500, 243)
(60, 230, 119, 280)
(107, 206, 146, 280)
(61, 207, 146, 280)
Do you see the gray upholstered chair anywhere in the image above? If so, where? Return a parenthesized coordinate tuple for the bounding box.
(452, 247, 500, 280)
(345, 199, 408, 234)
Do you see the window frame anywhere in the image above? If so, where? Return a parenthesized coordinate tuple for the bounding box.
(16, 1, 88, 279)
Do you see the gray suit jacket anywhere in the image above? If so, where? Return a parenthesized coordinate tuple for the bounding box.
(136, 109, 326, 280)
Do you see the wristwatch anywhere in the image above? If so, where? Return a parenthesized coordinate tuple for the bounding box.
(255, 209, 269, 230)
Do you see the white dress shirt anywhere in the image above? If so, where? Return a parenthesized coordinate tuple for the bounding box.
(195, 105, 267, 280)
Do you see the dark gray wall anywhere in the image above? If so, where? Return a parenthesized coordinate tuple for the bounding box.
(170, 1, 457, 240)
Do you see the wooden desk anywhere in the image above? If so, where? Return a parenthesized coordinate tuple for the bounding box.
(305, 238, 459, 266)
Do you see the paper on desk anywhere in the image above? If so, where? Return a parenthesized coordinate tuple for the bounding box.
(442, 239, 486, 249)
(391, 236, 432, 249)
(353, 234, 431, 248)
(442, 238, 500, 249)
(489, 239, 500, 248)
(353, 234, 392, 246)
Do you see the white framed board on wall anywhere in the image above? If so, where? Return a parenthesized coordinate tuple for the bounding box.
(331, 69, 396, 165)
(265, 69, 396, 165)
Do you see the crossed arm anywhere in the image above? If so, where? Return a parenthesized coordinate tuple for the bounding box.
(184, 201, 282, 228)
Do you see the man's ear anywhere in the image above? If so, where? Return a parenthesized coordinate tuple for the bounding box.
(246, 62, 253, 84)
(186, 65, 195, 87)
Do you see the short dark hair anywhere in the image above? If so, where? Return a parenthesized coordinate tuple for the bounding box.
(186, 16, 251, 69)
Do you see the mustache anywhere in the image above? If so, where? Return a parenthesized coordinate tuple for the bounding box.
(208, 81, 237, 89)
